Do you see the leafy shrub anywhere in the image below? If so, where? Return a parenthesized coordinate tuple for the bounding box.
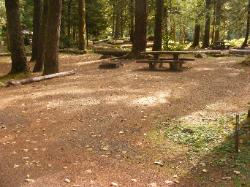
(164, 119, 234, 152)
(163, 35, 190, 51)
(226, 38, 245, 48)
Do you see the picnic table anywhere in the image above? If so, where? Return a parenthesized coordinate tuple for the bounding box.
(137, 50, 222, 71)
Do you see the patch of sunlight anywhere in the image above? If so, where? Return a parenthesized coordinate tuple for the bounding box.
(46, 97, 101, 109)
(105, 95, 129, 104)
(218, 60, 237, 64)
(0, 96, 23, 110)
(131, 91, 170, 106)
(0, 135, 14, 143)
(193, 67, 215, 71)
(29, 87, 95, 99)
(206, 101, 239, 112)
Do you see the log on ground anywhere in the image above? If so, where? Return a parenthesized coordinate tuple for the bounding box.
(6, 70, 75, 86)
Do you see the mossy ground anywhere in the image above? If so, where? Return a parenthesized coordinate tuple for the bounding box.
(147, 115, 250, 186)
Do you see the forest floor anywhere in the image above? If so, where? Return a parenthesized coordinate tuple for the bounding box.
(0, 54, 250, 187)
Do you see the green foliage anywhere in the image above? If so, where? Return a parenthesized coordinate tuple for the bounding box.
(86, 0, 108, 38)
(164, 117, 234, 153)
(0, 0, 249, 46)
(0, 1, 5, 26)
(163, 35, 189, 51)
(20, 0, 33, 30)
(226, 38, 245, 48)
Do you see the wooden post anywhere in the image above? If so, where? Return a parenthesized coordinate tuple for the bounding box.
(235, 114, 240, 153)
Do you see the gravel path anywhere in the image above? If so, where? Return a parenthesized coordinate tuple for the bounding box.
(0, 54, 249, 187)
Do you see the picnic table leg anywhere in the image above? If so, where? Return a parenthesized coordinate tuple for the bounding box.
(149, 62, 156, 70)
(154, 54, 163, 68)
(170, 54, 182, 71)
(149, 54, 159, 70)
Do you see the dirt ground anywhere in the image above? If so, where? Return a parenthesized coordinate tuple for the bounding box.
(0, 54, 250, 187)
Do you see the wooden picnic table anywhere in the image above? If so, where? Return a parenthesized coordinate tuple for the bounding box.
(138, 50, 223, 71)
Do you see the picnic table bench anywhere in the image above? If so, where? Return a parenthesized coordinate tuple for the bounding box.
(137, 50, 222, 71)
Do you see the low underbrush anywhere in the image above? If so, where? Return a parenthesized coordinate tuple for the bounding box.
(149, 114, 250, 186)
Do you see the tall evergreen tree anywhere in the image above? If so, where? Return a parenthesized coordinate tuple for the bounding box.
(78, 0, 87, 51)
(33, 0, 48, 72)
(5, 0, 29, 74)
(242, 0, 250, 48)
(191, 21, 201, 48)
(30, 0, 42, 62)
(131, 0, 147, 56)
(202, 0, 212, 48)
(214, 0, 222, 42)
(153, 0, 164, 51)
(43, 0, 62, 75)
(129, 0, 135, 42)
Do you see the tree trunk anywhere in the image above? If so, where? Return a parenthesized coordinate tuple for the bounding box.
(120, 2, 125, 38)
(214, 0, 222, 42)
(191, 21, 201, 48)
(43, 0, 62, 75)
(163, 4, 169, 49)
(114, 0, 122, 39)
(5, 0, 29, 74)
(202, 0, 211, 48)
(60, 0, 66, 45)
(30, 0, 42, 62)
(211, 1, 216, 44)
(129, 0, 135, 42)
(152, 0, 164, 51)
(171, 18, 176, 42)
(242, 0, 250, 48)
(33, 0, 48, 72)
(111, 2, 115, 38)
(67, 0, 72, 47)
(78, 0, 87, 50)
(131, 0, 147, 56)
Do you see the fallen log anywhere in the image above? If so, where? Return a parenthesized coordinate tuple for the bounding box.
(59, 48, 86, 54)
(6, 70, 75, 86)
(230, 49, 250, 55)
(75, 57, 121, 66)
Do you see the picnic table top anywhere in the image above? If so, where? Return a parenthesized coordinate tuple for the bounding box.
(142, 50, 223, 55)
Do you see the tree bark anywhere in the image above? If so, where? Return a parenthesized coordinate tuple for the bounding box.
(152, 0, 164, 51)
(60, 0, 66, 44)
(43, 0, 62, 75)
(129, 0, 135, 42)
(242, 0, 250, 48)
(5, 0, 29, 74)
(78, 0, 87, 50)
(191, 20, 201, 48)
(33, 0, 48, 72)
(131, 0, 147, 56)
(214, 0, 222, 42)
(113, 0, 122, 39)
(202, 0, 211, 48)
(67, 0, 72, 47)
(30, 0, 42, 62)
